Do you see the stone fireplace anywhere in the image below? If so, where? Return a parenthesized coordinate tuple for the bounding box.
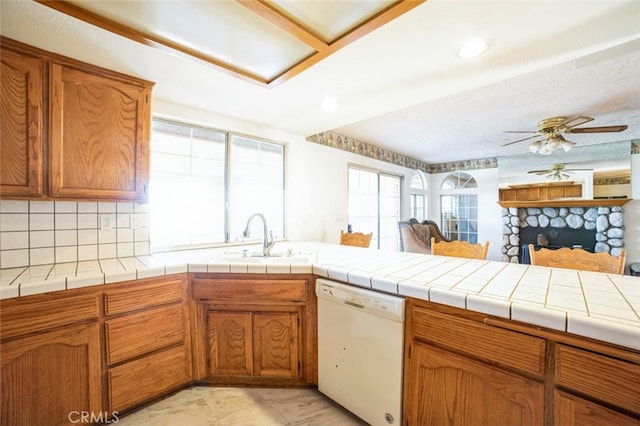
(501, 206, 625, 263)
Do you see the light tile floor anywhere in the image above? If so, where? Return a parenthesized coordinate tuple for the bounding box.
(115, 386, 369, 426)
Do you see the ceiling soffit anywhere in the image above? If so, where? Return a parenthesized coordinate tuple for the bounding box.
(37, 0, 425, 87)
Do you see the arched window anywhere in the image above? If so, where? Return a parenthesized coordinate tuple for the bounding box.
(409, 170, 427, 221)
(440, 172, 478, 243)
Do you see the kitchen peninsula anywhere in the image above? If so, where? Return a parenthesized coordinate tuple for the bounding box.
(1, 242, 638, 425)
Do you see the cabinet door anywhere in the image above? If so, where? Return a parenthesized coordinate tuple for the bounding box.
(208, 311, 253, 376)
(253, 312, 299, 378)
(564, 184, 582, 198)
(49, 63, 151, 200)
(554, 390, 639, 426)
(404, 341, 544, 426)
(0, 47, 44, 197)
(1, 322, 102, 426)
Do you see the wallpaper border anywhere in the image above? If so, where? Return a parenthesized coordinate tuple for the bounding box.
(306, 131, 498, 173)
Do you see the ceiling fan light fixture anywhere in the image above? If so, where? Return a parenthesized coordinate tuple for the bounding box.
(538, 144, 553, 155)
(529, 141, 542, 153)
(561, 140, 576, 152)
(457, 38, 488, 59)
(546, 134, 562, 151)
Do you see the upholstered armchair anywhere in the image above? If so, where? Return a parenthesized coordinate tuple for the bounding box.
(398, 219, 450, 254)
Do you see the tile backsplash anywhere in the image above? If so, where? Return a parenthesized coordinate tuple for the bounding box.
(0, 200, 150, 269)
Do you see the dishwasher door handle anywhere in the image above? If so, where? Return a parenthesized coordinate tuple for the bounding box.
(344, 300, 365, 309)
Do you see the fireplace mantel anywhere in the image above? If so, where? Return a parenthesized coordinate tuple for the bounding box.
(499, 198, 631, 208)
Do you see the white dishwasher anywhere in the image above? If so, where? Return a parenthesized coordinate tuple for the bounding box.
(316, 278, 405, 426)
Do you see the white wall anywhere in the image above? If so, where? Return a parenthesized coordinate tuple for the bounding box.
(286, 137, 418, 244)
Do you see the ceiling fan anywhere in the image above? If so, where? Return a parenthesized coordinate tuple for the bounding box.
(502, 116, 628, 155)
(527, 163, 593, 180)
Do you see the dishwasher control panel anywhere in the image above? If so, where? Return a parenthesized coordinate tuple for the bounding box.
(316, 279, 405, 321)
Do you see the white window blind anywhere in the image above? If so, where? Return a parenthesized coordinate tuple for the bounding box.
(149, 120, 285, 251)
(228, 135, 285, 242)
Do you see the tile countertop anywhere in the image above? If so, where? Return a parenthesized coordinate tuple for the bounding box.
(1, 241, 638, 351)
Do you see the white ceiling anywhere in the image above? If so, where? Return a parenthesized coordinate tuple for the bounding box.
(2, 0, 639, 164)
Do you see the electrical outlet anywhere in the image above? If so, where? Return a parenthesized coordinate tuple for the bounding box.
(130, 214, 139, 229)
(100, 214, 112, 230)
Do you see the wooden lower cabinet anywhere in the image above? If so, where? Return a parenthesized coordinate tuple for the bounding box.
(1, 321, 102, 426)
(104, 274, 192, 413)
(403, 298, 640, 426)
(0, 291, 102, 426)
(207, 309, 300, 379)
(192, 274, 316, 386)
(405, 341, 544, 426)
(403, 298, 545, 426)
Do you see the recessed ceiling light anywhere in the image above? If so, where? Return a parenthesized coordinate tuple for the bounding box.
(321, 97, 340, 112)
(458, 38, 488, 59)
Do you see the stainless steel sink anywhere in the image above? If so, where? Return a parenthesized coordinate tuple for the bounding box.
(213, 251, 315, 265)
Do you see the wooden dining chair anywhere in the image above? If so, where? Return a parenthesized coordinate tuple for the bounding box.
(528, 244, 626, 274)
(340, 230, 372, 248)
(431, 237, 489, 260)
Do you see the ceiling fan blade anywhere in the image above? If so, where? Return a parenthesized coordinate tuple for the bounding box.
(504, 130, 538, 134)
(566, 125, 628, 133)
(501, 134, 543, 146)
(528, 170, 550, 174)
(561, 116, 594, 129)
(564, 168, 593, 172)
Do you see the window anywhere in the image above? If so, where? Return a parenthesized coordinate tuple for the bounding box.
(149, 119, 285, 251)
(440, 172, 478, 243)
(409, 170, 427, 221)
(348, 166, 402, 250)
(228, 135, 285, 242)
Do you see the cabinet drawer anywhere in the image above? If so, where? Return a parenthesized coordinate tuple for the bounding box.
(105, 277, 184, 316)
(105, 303, 185, 365)
(555, 345, 640, 415)
(0, 293, 101, 340)
(108, 344, 190, 413)
(410, 302, 546, 377)
(193, 278, 307, 302)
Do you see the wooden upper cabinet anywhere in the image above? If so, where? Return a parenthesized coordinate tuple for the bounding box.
(499, 183, 583, 203)
(0, 46, 45, 197)
(0, 36, 153, 202)
(49, 62, 152, 200)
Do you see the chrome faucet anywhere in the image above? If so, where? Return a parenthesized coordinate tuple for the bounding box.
(243, 213, 275, 256)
